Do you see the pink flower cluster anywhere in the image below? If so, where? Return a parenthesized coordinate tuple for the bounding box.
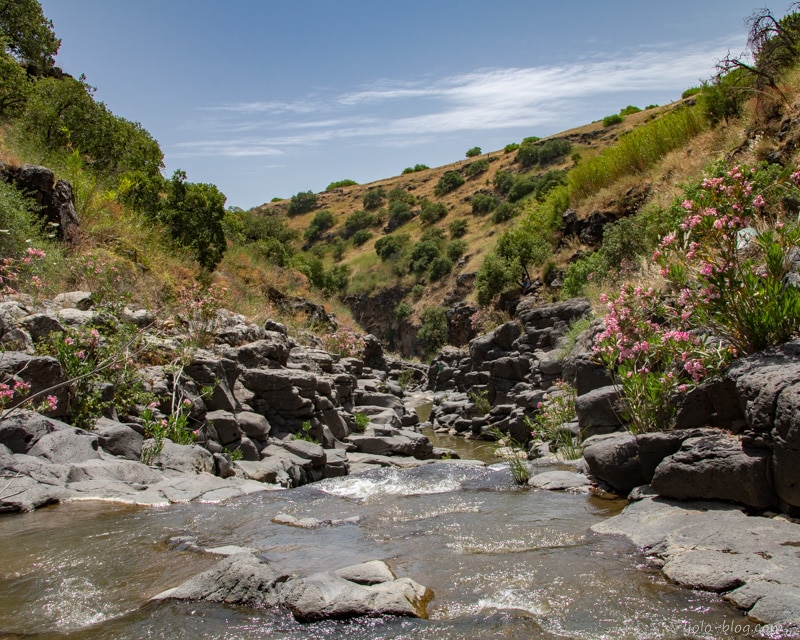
(324, 329, 366, 358)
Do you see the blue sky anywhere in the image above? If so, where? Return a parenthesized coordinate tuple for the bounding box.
(39, 0, 770, 209)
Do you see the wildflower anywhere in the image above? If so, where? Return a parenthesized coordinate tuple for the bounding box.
(46, 395, 58, 411)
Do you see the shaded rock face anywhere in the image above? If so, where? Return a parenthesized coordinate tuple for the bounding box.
(651, 433, 777, 511)
(427, 298, 593, 444)
(726, 340, 800, 514)
(2, 164, 80, 243)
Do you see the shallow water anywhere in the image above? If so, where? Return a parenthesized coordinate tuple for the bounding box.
(0, 463, 758, 639)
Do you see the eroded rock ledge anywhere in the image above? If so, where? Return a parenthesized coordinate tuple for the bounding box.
(593, 497, 800, 632)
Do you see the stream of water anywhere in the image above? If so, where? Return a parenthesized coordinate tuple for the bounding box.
(0, 458, 756, 640)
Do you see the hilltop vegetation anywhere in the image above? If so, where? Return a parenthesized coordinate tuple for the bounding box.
(2, 1, 800, 360)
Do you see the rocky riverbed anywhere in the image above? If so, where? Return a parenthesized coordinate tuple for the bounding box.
(3, 291, 800, 636)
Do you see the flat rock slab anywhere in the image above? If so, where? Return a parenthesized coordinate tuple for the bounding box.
(592, 497, 800, 627)
(528, 470, 591, 491)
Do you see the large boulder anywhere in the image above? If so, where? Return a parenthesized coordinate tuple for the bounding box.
(575, 385, 623, 436)
(651, 432, 777, 510)
(93, 418, 143, 460)
(0, 410, 69, 453)
(583, 429, 706, 494)
(281, 560, 432, 622)
(4, 164, 79, 242)
(153, 553, 287, 607)
(27, 429, 101, 464)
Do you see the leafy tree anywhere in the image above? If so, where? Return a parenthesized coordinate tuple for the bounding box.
(475, 221, 552, 303)
(160, 170, 227, 271)
(401, 163, 429, 174)
(0, 0, 60, 71)
(466, 146, 482, 158)
(388, 187, 416, 206)
(446, 239, 467, 261)
(434, 170, 465, 196)
(0, 49, 30, 119)
(491, 202, 518, 223)
(418, 307, 448, 356)
(20, 76, 163, 177)
(517, 138, 572, 167)
(287, 190, 318, 216)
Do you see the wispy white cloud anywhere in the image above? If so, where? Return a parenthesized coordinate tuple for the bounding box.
(171, 39, 742, 159)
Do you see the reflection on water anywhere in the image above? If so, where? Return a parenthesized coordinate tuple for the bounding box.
(0, 464, 754, 639)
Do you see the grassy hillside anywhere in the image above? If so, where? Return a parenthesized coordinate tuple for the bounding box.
(2, 1, 800, 360)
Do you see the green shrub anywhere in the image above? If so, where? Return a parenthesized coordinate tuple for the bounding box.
(353, 412, 369, 433)
(409, 237, 442, 274)
(395, 302, 412, 322)
(343, 209, 382, 237)
(493, 170, 515, 195)
(402, 163, 430, 174)
(434, 170, 465, 196)
(682, 86, 701, 98)
(326, 179, 358, 191)
(419, 198, 447, 225)
(429, 256, 454, 281)
(466, 146, 482, 158)
(411, 284, 425, 300)
(388, 199, 414, 228)
(465, 158, 489, 178)
(697, 68, 751, 125)
(491, 202, 517, 223)
(0, 50, 31, 120)
(516, 138, 571, 168)
(449, 218, 468, 238)
(602, 113, 623, 126)
(303, 209, 335, 243)
(475, 220, 552, 304)
(471, 193, 499, 215)
(388, 187, 416, 205)
(287, 190, 318, 216)
(352, 229, 372, 245)
(446, 239, 467, 261)
(362, 187, 385, 210)
(375, 233, 408, 261)
(504, 142, 520, 153)
(619, 105, 642, 116)
(0, 181, 45, 258)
